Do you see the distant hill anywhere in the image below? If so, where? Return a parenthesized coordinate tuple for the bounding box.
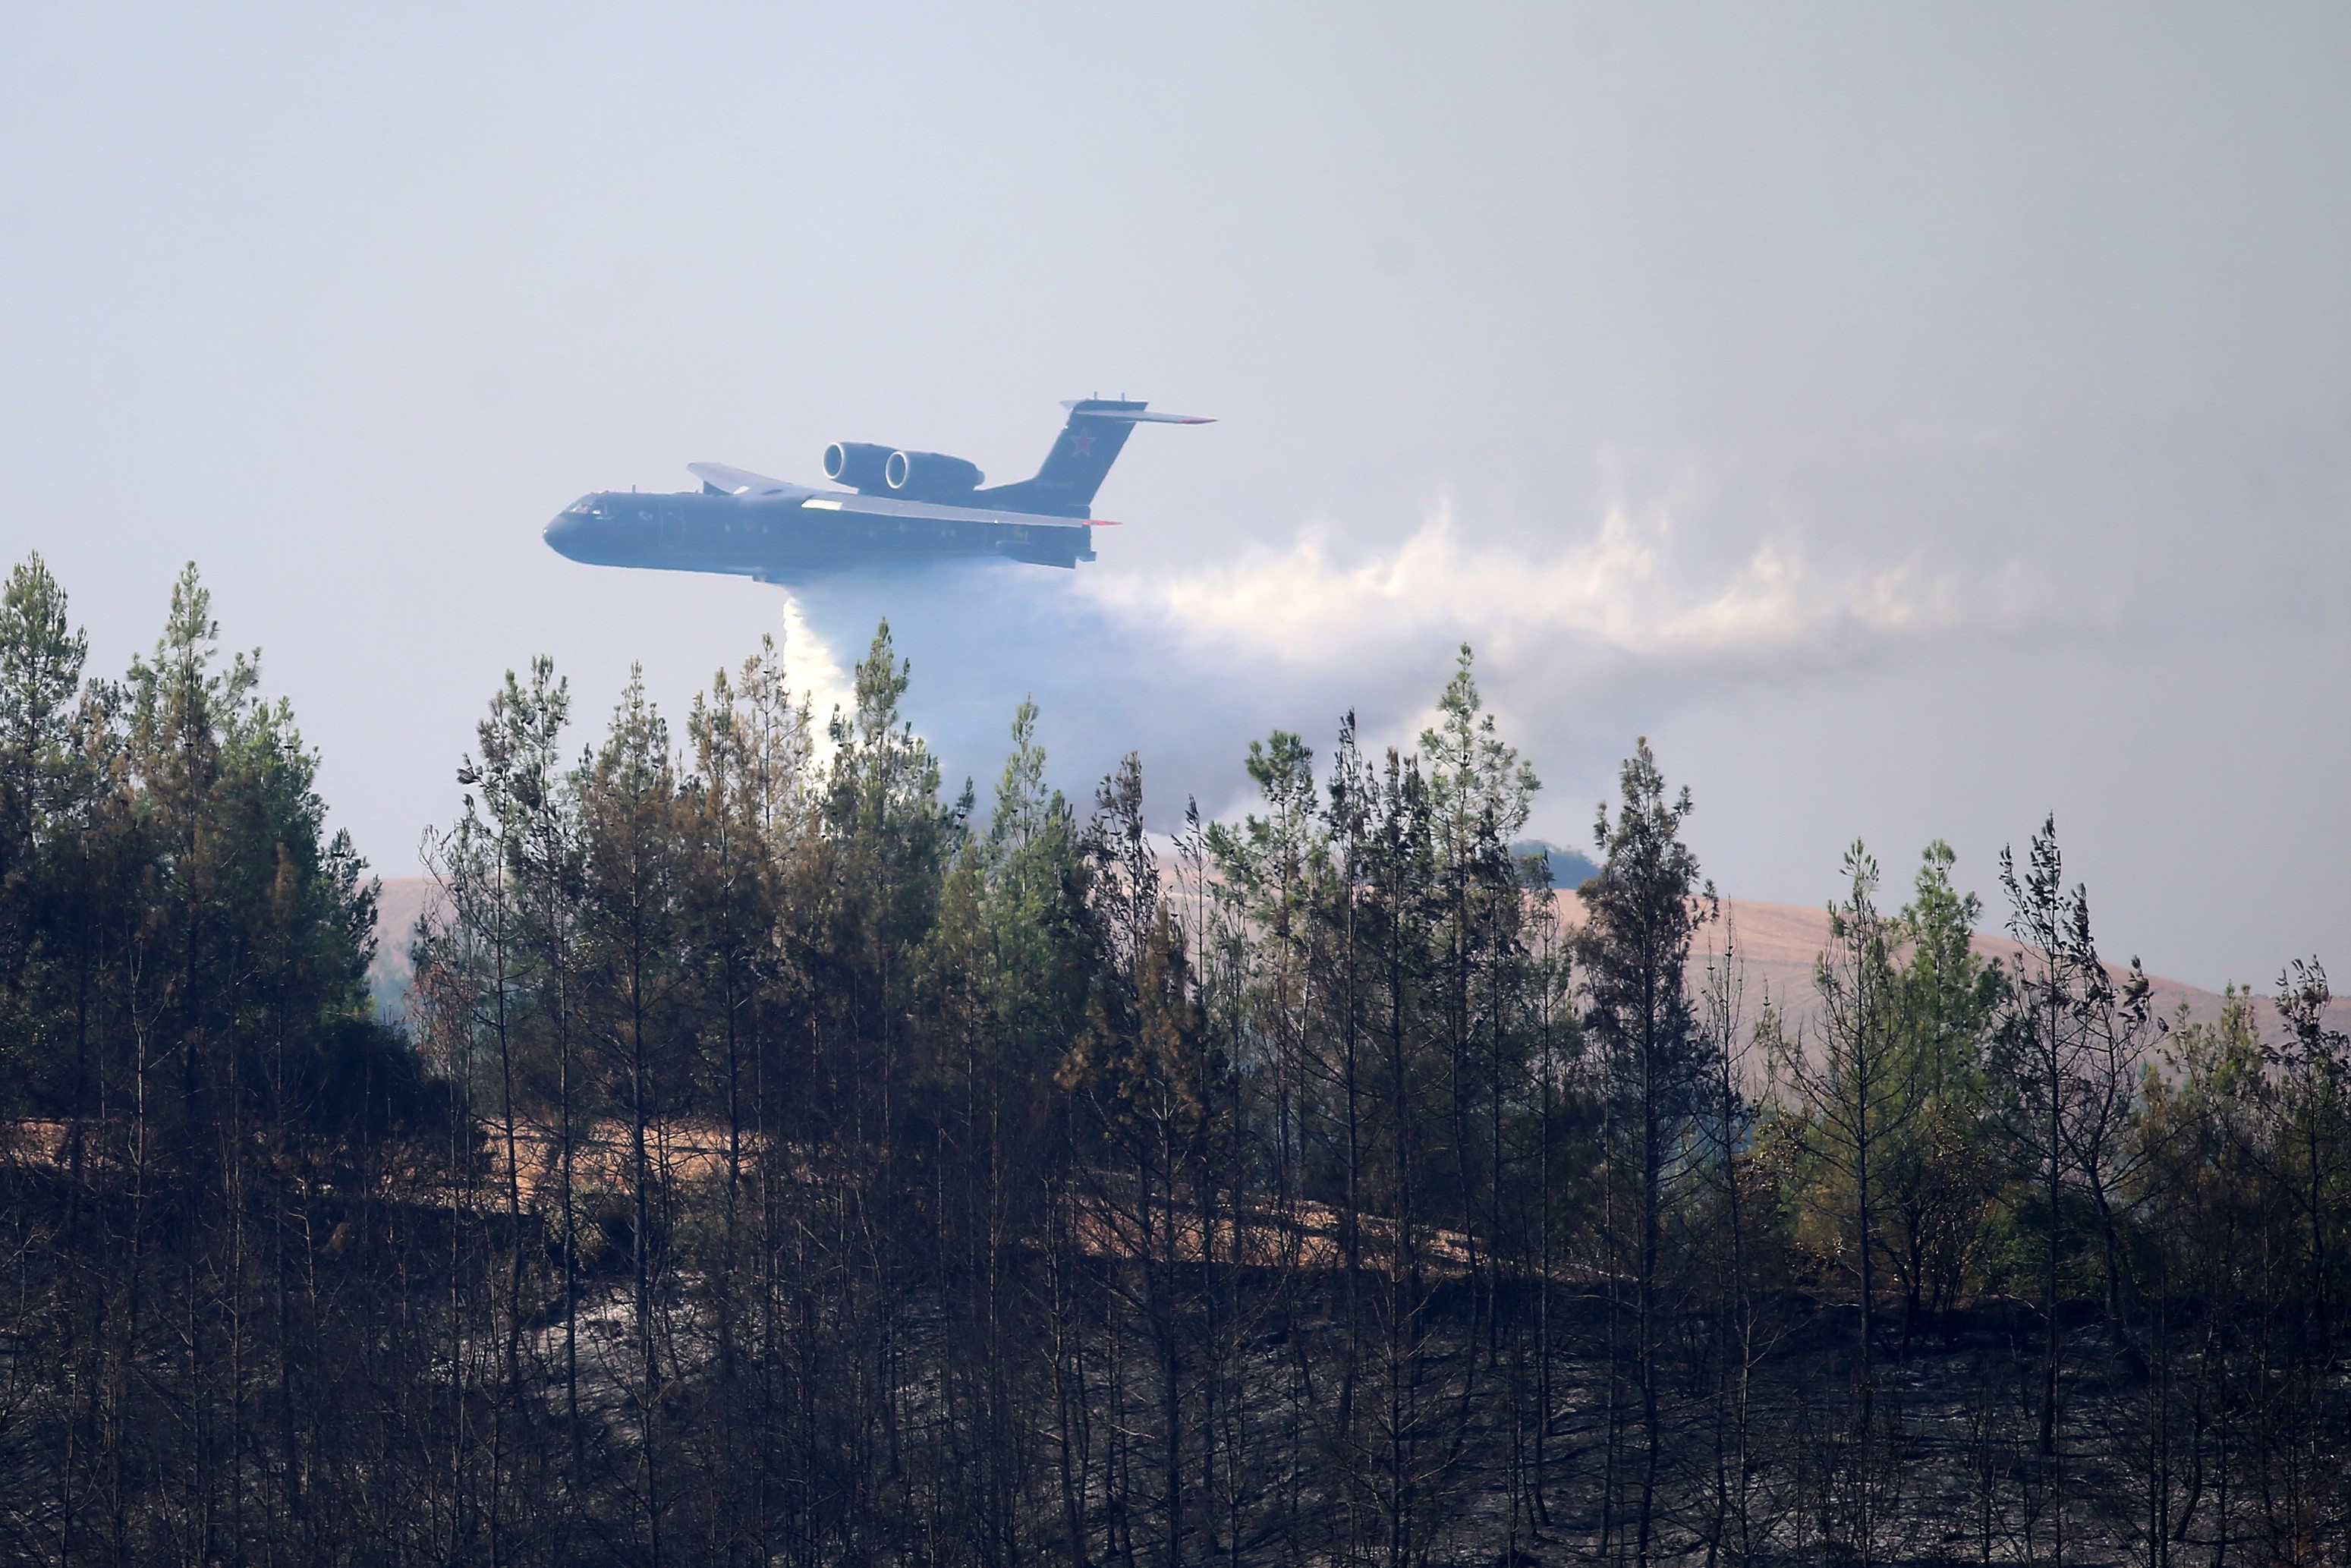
(367, 874, 2346, 1041)
(367, 876, 440, 1022)
(1551, 892, 2351, 1046)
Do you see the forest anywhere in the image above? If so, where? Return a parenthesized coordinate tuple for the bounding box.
(0, 549, 2346, 1568)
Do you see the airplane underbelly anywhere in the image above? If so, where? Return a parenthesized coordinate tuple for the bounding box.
(735, 505, 1089, 575)
(555, 494, 1089, 580)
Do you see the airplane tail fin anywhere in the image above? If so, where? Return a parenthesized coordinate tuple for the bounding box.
(979, 399, 1213, 517)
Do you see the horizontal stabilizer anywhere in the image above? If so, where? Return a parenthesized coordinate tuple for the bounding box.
(687, 461, 792, 497)
(1058, 402, 1215, 424)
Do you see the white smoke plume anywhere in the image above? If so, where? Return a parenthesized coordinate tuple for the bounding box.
(782, 496, 2015, 823)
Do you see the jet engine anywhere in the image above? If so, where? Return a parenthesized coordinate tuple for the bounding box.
(885, 449, 985, 500)
(823, 441, 895, 491)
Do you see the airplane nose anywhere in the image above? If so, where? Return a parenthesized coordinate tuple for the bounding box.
(545, 502, 592, 558)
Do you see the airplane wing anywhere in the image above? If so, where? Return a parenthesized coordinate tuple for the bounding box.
(793, 492, 1108, 528)
(688, 461, 794, 497)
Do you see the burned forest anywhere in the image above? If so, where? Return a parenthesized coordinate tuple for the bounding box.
(1, 552, 2347, 1567)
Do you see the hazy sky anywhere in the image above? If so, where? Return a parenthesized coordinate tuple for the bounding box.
(4, 5, 2346, 989)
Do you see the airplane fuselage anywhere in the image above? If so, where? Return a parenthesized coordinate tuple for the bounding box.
(543, 398, 1205, 583)
(545, 486, 1097, 581)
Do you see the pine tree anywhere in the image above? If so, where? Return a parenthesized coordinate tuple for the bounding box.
(1578, 738, 1708, 1568)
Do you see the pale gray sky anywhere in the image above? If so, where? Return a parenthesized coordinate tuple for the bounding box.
(3, 5, 2346, 988)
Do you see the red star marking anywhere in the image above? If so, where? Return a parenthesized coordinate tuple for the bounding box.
(1069, 431, 1096, 457)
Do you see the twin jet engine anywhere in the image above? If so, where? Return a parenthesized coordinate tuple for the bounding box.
(821, 441, 987, 504)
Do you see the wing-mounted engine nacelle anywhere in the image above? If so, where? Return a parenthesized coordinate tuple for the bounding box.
(827, 439, 982, 500)
(885, 449, 985, 501)
(823, 441, 895, 492)
(824, 441, 987, 501)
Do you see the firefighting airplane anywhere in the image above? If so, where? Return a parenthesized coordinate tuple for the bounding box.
(543, 398, 1211, 581)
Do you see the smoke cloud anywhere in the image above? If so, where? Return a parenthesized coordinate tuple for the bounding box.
(782, 490, 2016, 826)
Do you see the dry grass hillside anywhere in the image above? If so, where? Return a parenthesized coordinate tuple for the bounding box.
(367, 874, 2340, 1040)
(1562, 893, 2323, 1044)
(366, 875, 442, 1019)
